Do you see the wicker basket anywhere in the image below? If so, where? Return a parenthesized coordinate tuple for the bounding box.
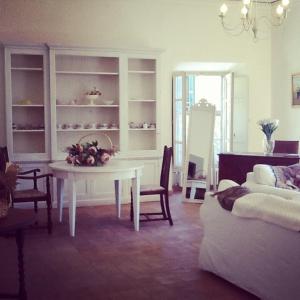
(77, 133, 114, 148)
(0, 199, 9, 219)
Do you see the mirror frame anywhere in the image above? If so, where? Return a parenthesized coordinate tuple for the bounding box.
(183, 99, 216, 203)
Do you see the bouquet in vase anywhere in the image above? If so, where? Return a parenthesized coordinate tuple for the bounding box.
(258, 119, 279, 154)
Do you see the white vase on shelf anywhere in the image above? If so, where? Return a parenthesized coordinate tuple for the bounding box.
(86, 95, 99, 105)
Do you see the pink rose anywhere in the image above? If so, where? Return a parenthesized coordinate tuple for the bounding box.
(100, 152, 110, 164)
(76, 144, 83, 153)
(66, 156, 73, 164)
(75, 155, 81, 165)
(86, 155, 95, 165)
(88, 146, 97, 155)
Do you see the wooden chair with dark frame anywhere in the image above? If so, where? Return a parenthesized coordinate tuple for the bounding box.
(0, 146, 53, 234)
(273, 140, 299, 154)
(130, 145, 173, 225)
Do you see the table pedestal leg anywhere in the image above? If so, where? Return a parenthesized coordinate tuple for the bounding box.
(57, 178, 64, 223)
(114, 180, 121, 218)
(69, 180, 77, 237)
(131, 174, 140, 231)
(16, 229, 27, 300)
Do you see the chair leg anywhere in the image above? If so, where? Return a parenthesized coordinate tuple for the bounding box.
(34, 200, 38, 213)
(130, 189, 133, 222)
(46, 197, 52, 235)
(160, 194, 167, 219)
(164, 192, 173, 226)
(16, 229, 27, 300)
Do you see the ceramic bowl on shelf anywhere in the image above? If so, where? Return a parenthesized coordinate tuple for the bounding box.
(72, 123, 82, 130)
(110, 123, 118, 129)
(18, 99, 32, 105)
(102, 99, 114, 105)
(84, 123, 93, 129)
(61, 123, 71, 130)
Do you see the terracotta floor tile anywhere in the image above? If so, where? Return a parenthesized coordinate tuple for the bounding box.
(0, 193, 258, 300)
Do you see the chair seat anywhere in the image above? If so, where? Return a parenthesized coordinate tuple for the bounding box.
(14, 189, 47, 201)
(140, 185, 165, 195)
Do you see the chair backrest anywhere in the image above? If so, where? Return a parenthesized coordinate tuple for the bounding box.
(160, 146, 173, 189)
(0, 146, 9, 173)
(273, 140, 299, 154)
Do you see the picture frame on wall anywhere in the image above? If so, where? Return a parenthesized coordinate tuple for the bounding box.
(292, 73, 300, 106)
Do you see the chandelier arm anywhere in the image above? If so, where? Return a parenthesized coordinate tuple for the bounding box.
(257, 15, 284, 27)
(220, 22, 246, 36)
(220, 17, 246, 32)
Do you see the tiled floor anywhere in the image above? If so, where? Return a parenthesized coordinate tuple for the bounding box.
(0, 193, 258, 300)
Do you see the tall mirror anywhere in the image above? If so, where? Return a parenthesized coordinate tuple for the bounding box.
(183, 99, 216, 203)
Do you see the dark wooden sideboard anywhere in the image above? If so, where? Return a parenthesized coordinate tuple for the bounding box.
(218, 152, 300, 185)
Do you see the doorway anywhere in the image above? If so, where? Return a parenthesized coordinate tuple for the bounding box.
(172, 72, 235, 186)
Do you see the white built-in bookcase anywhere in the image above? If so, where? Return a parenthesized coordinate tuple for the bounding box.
(4, 45, 50, 162)
(4, 44, 163, 202)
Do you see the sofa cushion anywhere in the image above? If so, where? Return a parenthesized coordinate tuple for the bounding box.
(253, 164, 276, 186)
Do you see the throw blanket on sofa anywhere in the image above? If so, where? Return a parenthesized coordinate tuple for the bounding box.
(212, 186, 251, 211)
(232, 193, 300, 231)
(271, 164, 300, 190)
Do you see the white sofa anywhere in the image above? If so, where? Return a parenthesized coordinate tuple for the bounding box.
(199, 180, 300, 300)
(242, 164, 300, 200)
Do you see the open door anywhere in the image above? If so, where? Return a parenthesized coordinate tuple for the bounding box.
(232, 75, 249, 152)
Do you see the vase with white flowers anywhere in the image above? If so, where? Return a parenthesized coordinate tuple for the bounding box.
(258, 119, 279, 154)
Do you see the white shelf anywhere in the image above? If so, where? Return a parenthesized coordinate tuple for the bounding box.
(56, 104, 119, 108)
(129, 99, 156, 103)
(57, 128, 119, 132)
(11, 67, 43, 71)
(128, 70, 155, 74)
(129, 128, 156, 131)
(12, 104, 44, 107)
(13, 129, 45, 133)
(56, 71, 119, 76)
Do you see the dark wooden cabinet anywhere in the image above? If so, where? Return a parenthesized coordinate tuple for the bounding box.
(218, 152, 300, 185)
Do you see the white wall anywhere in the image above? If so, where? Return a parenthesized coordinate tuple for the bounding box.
(271, 1, 300, 141)
(0, 0, 272, 151)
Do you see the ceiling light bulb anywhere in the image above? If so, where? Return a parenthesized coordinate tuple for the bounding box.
(241, 6, 248, 16)
(281, 0, 289, 7)
(243, 0, 251, 5)
(276, 5, 284, 15)
(220, 3, 228, 15)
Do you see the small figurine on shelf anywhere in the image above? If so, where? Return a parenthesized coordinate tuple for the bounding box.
(86, 87, 102, 105)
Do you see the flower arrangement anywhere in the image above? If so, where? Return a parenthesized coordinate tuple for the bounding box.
(258, 119, 279, 140)
(66, 140, 115, 166)
(0, 163, 19, 218)
(86, 87, 101, 96)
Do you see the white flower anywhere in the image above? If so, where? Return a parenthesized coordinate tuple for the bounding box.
(258, 118, 279, 140)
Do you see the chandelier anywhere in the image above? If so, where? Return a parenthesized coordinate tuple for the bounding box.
(219, 0, 290, 39)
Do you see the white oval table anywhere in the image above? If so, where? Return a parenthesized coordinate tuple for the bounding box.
(49, 160, 144, 237)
